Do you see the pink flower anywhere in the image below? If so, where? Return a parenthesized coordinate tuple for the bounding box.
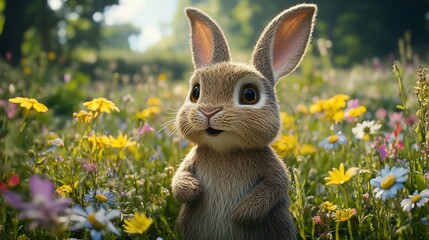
(362, 193, 369, 199)
(137, 122, 153, 137)
(313, 215, 323, 225)
(389, 112, 405, 128)
(83, 162, 97, 173)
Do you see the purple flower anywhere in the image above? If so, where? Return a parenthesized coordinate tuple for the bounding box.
(3, 175, 71, 231)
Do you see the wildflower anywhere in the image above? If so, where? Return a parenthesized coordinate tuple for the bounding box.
(56, 185, 73, 197)
(147, 97, 161, 106)
(325, 163, 358, 185)
(296, 103, 308, 114)
(400, 189, 429, 212)
(310, 95, 349, 122)
(84, 189, 117, 210)
(137, 122, 153, 136)
(108, 133, 137, 148)
(319, 133, 347, 150)
(123, 212, 153, 234)
(344, 99, 367, 122)
(47, 52, 56, 61)
(87, 134, 110, 149)
(48, 138, 64, 147)
(280, 111, 295, 129)
(321, 201, 338, 211)
(312, 215, 323, 225)
(73, 110, 98, 123)
(352, 120, 381, 140)
(362, 193, 370, 199)
(9, 97, 48, 112)
(137, 106, 161, 121)
(159, 73, 167, 81)
(83, 162, 97, 173)
(298, 144, 317, 155)
(69, 205, 120, 240)
(0, 173, 20, 193)
(272, 134, 298, 157)
(375, 108, 387, 120)
(370, 166, 409, 201)
(83, 97, 120, 113)
(333, 208, 354, 222)
(3, 175, 71, 231)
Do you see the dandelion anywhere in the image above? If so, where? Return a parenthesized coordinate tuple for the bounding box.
(73, 110, 98, 123)
(272, 134, 298, 157)
(108, 133, 137, 148)
(280, 111, 295, 129)
(321, 201, 338, 211)
(370, 166, 409, 201)
(325, 163, 358, 185)
(84, 189, 117, 210)
(123, 212, 153, 234)
(9, 97, 48, 112)
(147, 97, 161, 106)
(352, 120, 381, 140)
(400, 189, 429, 212)
(83, 97, 120, 113)
(69, 205, 120, 240)
(137, 106, 161, 121)
(333, 208, 354, 222)
(319, 133, 347, 150)
(3, 175, 71, 231)
(56, 185, 73, 197)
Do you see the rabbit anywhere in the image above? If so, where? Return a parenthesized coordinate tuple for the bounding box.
(172, 3, 317, 240)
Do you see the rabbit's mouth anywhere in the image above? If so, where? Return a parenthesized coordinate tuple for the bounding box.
(206, 127, 223, 137)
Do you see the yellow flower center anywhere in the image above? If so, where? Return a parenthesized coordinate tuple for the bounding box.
(411, 194, 421, 203)
(95, 194, 108, 202)
(328, 135, 339, 143)
(87, 213, 104, 230)
(380, 174, 396, 189)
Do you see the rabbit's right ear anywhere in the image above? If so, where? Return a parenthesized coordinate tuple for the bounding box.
(186, 7, 231, 68)
(251, 4, 317, 84)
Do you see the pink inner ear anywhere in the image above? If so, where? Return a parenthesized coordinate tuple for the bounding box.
(272, 12, 309, 76)
(192, 19, 214, 66)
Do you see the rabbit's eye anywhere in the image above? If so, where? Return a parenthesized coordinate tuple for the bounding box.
(240, 84, 260, 105)
(190, 84, 200, 102)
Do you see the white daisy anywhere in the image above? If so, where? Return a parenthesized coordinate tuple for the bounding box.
(400, 189, 429, 212)
(352, 120, 381, 140)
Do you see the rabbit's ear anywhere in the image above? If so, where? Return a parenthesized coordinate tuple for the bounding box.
(186, 7, 231, 68)
(251, 4, 316, 83)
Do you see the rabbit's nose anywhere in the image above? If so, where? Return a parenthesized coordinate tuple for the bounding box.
(199, 107, 222, 118)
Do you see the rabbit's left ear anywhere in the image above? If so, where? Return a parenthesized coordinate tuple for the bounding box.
(251, 4, 317, 84)
(186, 7, 231, 69)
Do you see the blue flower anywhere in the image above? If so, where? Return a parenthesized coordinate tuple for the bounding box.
(69, 205, 120, 240)
(370, 166, 408, 201)
(319, 133, 347, 150)
(84, 189, 117, 210)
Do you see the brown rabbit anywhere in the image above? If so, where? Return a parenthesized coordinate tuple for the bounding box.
(172, 4, 317, 240)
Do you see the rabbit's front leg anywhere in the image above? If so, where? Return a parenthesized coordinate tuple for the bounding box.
(172, 158, 201, 203)
(231, 178, 287, 226)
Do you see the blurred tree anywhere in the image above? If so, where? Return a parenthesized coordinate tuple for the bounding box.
(0, 0, 119, 66)
(168, 0, 429, 66)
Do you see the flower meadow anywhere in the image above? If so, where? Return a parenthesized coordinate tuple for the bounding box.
(1, 52, 429, 240)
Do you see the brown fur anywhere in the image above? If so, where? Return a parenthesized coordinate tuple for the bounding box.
(172, 3, 317, 240)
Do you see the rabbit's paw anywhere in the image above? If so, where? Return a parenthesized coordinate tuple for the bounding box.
(231, 201, 263, 226)
(172, 174, 202, 203)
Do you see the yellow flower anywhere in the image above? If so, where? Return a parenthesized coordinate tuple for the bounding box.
(298, 144, 317, 155)
(108, 133, 137, 148)
(73, 110, 98, 123)
(324, 163, 358, 185)
(333, 208, 354, 222)
(83, 97, 120, 113)
(310, 95, 349, 122)
(9, 97, 48, 112)
(47, 52, 56, 61)
(280, 112, 295, 129)
(346, 106, 367, 118)
(147, 97, 161, 106)
(137, 106, 161, 121)
(56, 185, 72, 197)
(321, 201, 338, 211)
(124, 212, 153, 234)
(23, 66, 32, 75)
(309, 100, 324, 113)
(272, 134, 298, 158)
(296, 103, 309, 114)
(87, 134, 110, 149)
(159, 73, 167, 81)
